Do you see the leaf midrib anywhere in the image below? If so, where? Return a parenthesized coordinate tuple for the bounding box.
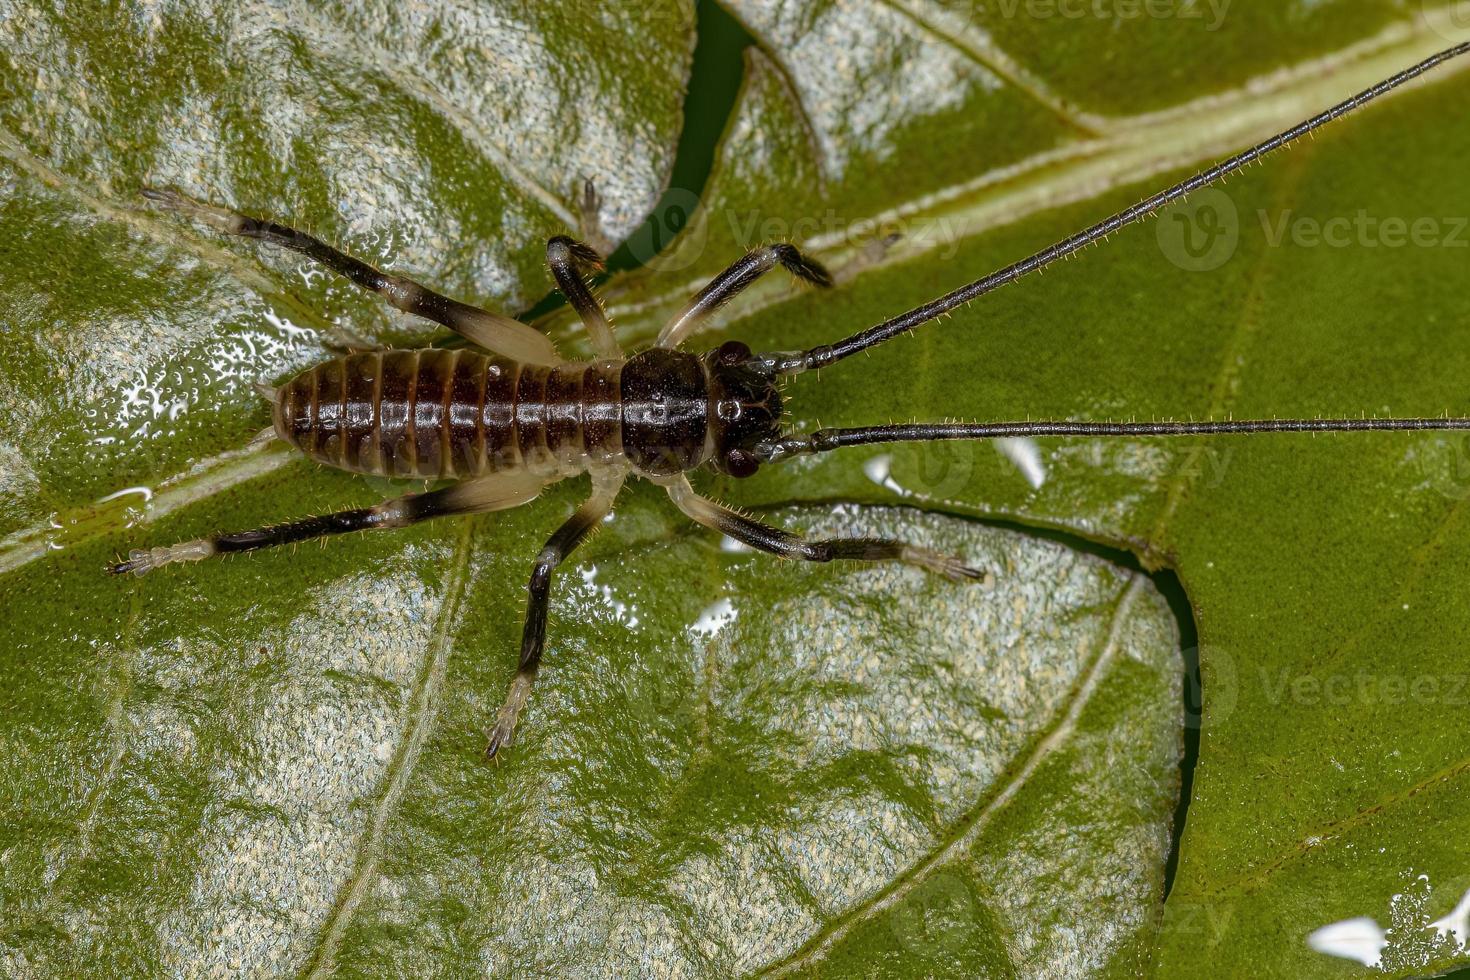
(589, 17, 1469, 349)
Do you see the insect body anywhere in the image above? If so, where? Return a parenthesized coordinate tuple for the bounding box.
(272, 347, 739, 481)
(115, 190, 894, 756)
(115, 43, 1470, 759)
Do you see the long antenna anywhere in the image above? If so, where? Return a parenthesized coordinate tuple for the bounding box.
(760, 417, 1470, 462)
(768, 41, 1470, 376)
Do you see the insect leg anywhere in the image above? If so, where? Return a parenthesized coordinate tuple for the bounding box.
(109, 471, 547, 576)
(656, 244, 832, 349)
(486, 470, 626, 759)
(664, 476, 984, 581)
(545, 235, 620, 359)
(142, 187, 560, 365)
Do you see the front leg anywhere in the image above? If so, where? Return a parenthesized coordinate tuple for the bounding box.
(546, 235, 620, 359)
(656, 244, 832, 349)
(486, 470, 626, 759)
(664, 475, 986, 582)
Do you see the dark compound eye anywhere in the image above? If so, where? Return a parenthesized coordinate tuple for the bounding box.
(716, 340, 752, 366)
(723, 448, 760, 478)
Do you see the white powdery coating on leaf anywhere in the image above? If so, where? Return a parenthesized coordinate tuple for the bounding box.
(726, 0, 991, 178)
(399, 507, 1180, 977)
(153, 567, 439, 978)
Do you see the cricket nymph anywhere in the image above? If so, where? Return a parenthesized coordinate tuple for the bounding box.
(112, 41, 1470, 761)
(270, 342, 783, 482)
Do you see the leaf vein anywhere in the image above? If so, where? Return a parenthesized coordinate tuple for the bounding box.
(598, 21, 1470, 351)
(756, 573, 1148, 977)
(875, 0, 1103, 137)
(1189, 752, 1470, 901)
(301, 519, 477, 977)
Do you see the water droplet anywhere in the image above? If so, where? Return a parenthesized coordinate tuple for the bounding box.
(690, 598, 737, 637)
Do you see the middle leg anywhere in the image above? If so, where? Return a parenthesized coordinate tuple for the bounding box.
(486, 470, 626, 759)
(545, 235, 620, 359)
(664, 476, 986, 582)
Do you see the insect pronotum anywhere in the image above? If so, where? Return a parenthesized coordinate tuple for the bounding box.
(113, 43, 1470, 760)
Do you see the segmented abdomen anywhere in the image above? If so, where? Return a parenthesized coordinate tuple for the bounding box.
(273, 350, 623, 479)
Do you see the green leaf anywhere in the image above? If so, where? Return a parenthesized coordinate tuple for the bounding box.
(606, 4, 1470, 978)
(0, 1, 1180, 975)
(3, 3, 1466, 979)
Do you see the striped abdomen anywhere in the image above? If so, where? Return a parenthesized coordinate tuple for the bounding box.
(272, 349, 629, 479)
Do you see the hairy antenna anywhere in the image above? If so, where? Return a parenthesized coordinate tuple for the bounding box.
(760, 418, 1470, 463)
(767, 42, 1470, 376)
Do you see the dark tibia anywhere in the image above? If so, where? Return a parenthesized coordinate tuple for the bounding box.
(664, 476, 984, 582)
(486, 474, 625, 759)
(142, 188, 483, 327)
(658, 244, 832, 348)
(213, 507, 385, 555)
(142, 188, 559, 364)
(109, 473, 545, 576)
(210, 486, 479, 553)
(109, 506, 391, 575)
(545, 235, 620, 358)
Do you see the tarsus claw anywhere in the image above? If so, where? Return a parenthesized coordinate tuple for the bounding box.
(485, 706, 520, 760)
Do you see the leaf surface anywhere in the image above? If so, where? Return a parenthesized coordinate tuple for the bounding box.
(4, 2, 1468, 978)
(627, 4, 1470, 977)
